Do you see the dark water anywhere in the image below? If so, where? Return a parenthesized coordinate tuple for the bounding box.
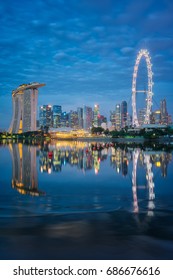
(0, 141, 173, 259)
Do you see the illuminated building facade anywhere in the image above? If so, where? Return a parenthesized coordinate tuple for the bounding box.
(39, 105, 52, 128)
(160, 99, 168, 125)
(93, 104, 100, 127)
(61, 112, 69, 127)
(53, 105, 62, 128)
(151, 110, 161, 124)
(138, 108, 146, 126)
(115, 104, 121, 130)
(77, 107, 83, 129)
(69, 110, 78, 129)
(121, 101, 127, 128)
(110, 110, 116, 127)
(9, 83, 45, 133)
(83, 106, 93, 130)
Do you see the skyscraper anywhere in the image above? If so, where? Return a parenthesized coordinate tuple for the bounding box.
(77, 107, 83, 129)
(53, 105, 62, 128)
(61, 112, 69, 127)
(121, 101, 127, 128)
(160, 99, 168, 125)
(69, 110, 78, 129)
(150, 110, 161, 124)
(9, 82, 45, 133)
(93, 104, 100, 127)
(39, 105, 52, 128)
(138, 108, 146, 126)
(115, 104, 121, 130)
(110, 110, 116, 127)
(83, 106, 93, 130)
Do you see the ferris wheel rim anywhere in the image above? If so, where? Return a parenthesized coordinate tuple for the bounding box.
(132, 49, 153, 127)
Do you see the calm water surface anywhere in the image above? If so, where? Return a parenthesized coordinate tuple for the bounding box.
(0, 141, 173, 259)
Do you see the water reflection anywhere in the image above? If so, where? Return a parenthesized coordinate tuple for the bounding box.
(8, 142, 172, 212)
(39, 142, 105, 174)
(1, 141, 173, 259)
(9, 143, 45, 196)
(38, 142, 172, 175)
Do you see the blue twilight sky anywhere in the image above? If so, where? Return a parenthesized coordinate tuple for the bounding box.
(0, 0, 173, 129)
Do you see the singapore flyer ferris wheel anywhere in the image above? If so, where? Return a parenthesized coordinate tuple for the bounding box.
(132, 49, 154, 127)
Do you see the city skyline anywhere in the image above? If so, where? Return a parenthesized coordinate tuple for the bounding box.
(0, 0, 173, 129)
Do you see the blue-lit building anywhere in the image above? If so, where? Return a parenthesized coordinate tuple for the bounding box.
(53, 105, 62, 128)
(61, 112, 69, 127)
(77, 107, 83, 129)
(39, 105, 52, 128)
(83, 106, 93, 130)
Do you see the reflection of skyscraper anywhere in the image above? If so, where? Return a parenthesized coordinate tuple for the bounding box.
(121, 150, 128, 176)
(9, 83, 45, 133)
(9, 143, 44, 196)
(160, 153, 172, 177)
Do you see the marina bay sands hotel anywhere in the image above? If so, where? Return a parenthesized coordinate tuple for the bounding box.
(9, 82, 45, 133)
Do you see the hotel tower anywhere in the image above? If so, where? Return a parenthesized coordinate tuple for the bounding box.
(9, 82, 45, 133)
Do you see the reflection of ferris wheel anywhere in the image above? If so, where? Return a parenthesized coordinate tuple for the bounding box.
(132, 149, 155, 215)
(132, 49, 154, 127)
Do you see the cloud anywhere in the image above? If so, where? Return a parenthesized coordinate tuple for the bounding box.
(121, 47, 134, 54)
(0, 0, 173, 128)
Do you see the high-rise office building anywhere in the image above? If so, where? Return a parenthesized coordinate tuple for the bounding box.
(121, 101, 127, 128)
(115, 104, 121, 130)
(127, 114, 132, 127)
(99, 115, 107, 126)
(69, 110, 78, 129)
(9, 82, 45, 133)
(138, 108, 146, 126)
(39, 105, 52, 128)
(93, 104, 100, 127)
(39, 106, 45, 127)
(77, 107, 83, 129)
(61, 112, 69, 127)
(150, 110, 161, 124)
(168, 115, 172, 125)
(110, 110, 116, 127)
(83, 106, 93, 130)
(53, 105, 62, 128)
(160, 99, 168, 125)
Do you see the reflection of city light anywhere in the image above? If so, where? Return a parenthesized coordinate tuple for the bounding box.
(95, 168, 98, 175)
(48, 168, 52, 174)
(117, 167, 120, 173)
(41, 166, 43, 173)
(155, 161, 161, 167)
